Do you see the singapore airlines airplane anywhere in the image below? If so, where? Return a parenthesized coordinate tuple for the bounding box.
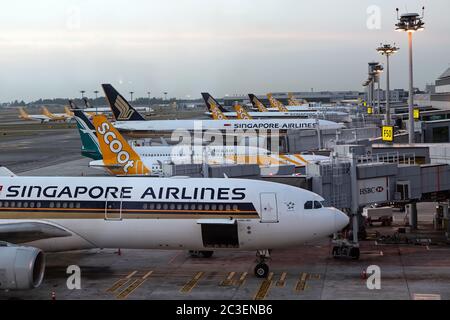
(82, 97, 154, 115)
(101, 84, 344, 137)
(74, 112, 329, 176)
(18, 107, 51, 123)
(0, 166, 349, 289)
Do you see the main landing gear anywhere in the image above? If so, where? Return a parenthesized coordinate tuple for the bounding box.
(254, 249, 271, 278)
(188, 250, 214, 258)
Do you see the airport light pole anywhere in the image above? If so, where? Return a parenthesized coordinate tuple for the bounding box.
(94, 90, 99, 100)
(129, 91, 134, 102)
(164, 92, 168, 101)
(395, 7, 425, 144)
(373, 64, 384, 114)
(376, 44, 399, 125)
(368, 62, 380, 111)
(147, 91, 151, 107)
(80, 90, 85, 99)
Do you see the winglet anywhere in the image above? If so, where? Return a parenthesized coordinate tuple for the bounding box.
(248, 94, 268, 112)
(267, 93, 288, 112)
(234, 104, 252, 119)
(201, 93, 228, 120)
(92, 115, 150, 175)
(101, 84, 146, 121)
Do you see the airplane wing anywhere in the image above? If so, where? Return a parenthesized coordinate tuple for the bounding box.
(0, 222, 71, 244)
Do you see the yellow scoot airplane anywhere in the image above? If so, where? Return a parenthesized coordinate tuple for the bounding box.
(41, 106, 72, 122)
(18, 107, 51, 123)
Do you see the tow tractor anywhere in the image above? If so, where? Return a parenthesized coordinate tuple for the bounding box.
(331, 238, 360, 259)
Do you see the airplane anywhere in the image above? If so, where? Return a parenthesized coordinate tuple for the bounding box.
(74, 112, 329, 176)
(18, 107, 51, 123)
(101, 84, 344, 137)
(0, 165, 349, 289)
(203, 93, 328, 119)
(82, 97, 154, 115)
(41, 106, 72, 122)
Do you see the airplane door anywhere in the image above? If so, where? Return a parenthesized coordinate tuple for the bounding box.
(105, 191, 123, 220)
(259, 193, 278, 223)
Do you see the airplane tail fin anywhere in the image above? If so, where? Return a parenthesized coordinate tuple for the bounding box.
(234, 104, 252, 119)
(248, 94, 268, 112)
(64, 106, 74, 116)
(101, 84, 145, 121)
(267, 93, 288, 112)
(18, 107, 29, 119)
(71, 100, 102, 160)
(201, 93, 228, 120)
(288, 93, 301, 106)
(92, 115, 150, 175)
(41, 106, 54, 117)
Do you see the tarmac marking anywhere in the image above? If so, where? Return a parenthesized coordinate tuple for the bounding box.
(180, 271, 204, 294)
(254, 272, 273, 300)
(106, 270, 138, 293)
(235, 272, 248, 287)
(413, 293, 441, 300)
(276, 272, 287, 287)
(116, 271, 153, 299)
(308, 273, 321, 280)
(220, 272, 236, 286)
(295, 272, 308, 292)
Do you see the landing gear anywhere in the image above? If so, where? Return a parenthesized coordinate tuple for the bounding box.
(200, 250, 213, 258)
(188, 250, 214, 258)
(254, 250, 271, 278)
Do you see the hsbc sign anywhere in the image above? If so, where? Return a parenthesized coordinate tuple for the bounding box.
(358, 177, 388, 205)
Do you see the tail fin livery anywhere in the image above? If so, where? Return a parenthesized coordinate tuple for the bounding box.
(201, 93, 228, 120)
(93, 115, 150, 175)
(234, 104, 252, 119)
(41, 106, 54, 118)
(71, 101, 102, 160)
(64, 106, 74, 117)
(267, 93, 288, 112)
(288, 93, 302, 106)
(102, 84, 146, 121)
(248, 94, 268, 112)
(18, 107, 30, 119)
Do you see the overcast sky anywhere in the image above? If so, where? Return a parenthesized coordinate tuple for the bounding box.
(0, 0, 449, 102)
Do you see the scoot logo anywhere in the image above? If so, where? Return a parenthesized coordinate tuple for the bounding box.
(268, 95, 287, 111)
(208, 97, 225, 120)
(97, 122, 135, 173)
(236, 106, 250, 119)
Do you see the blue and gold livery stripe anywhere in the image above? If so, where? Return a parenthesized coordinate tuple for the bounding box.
(0, 200, 259, 219)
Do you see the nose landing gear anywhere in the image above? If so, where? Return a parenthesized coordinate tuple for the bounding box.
(254, 249, 271, 278)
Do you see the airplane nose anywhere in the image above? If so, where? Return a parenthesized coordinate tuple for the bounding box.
(335, 209, 350, 230)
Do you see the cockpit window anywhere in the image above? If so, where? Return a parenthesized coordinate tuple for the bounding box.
(313, 201, 322, 209)
(304, 201, 313, 210)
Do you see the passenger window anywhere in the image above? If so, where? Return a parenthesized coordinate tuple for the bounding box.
(313, 201, 322, 209)
(304, 201, 313, 210)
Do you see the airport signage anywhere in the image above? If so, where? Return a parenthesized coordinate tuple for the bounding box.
(413, 108, 420, 120)
(367, 107, 373, 114)
(357, 177, 388, 205)
(381, 126, 394, 142)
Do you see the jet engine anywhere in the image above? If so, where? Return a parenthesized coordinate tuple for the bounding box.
(0, 243, 45, 290)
